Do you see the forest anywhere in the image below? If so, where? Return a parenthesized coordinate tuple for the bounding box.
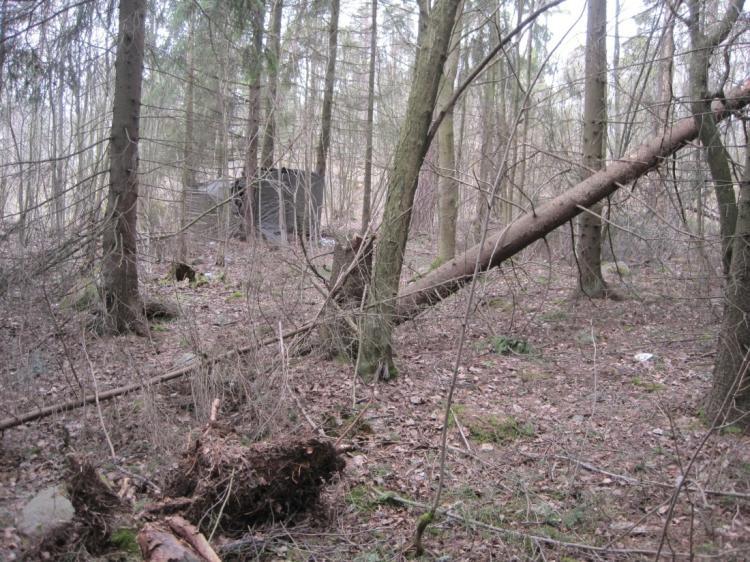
(0, 0, 749, 559)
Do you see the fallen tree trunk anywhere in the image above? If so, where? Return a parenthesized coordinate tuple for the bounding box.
(396, 77, 750, 320)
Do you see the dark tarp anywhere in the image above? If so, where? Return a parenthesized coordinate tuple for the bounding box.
(234, 168, 325, 241)
(185, 168, 325, 242)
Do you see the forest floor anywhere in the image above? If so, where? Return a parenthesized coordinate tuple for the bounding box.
(1, 234, 749, 561)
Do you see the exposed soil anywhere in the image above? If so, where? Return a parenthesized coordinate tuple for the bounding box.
(0, 236, 748, 561)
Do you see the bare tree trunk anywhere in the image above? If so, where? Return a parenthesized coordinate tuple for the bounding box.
(436, 3, 462, 263)
(261, 0, 283, 170)
(611, 0, 621, 156)
(647, 11, 675, 213)
(357, 0, 462, 380)
(50, 54, 67, 235)
(515, 9, 534, 215)
(244, 0, 267, 236)
(656, 14, 674, 133)
(708, 140, 750, 428)
(179, 15, 195, 264)
(472, 62, 497, 243)
(574, 0, 608, 298)
(214, 55, 230, 265)
(394, 79, 750, 321)
(0, 0, 7, 98)
(8, 119, 26, 244)
(416, 0, 430, 55)
(687, 0, 743, 274)
(101, 0, 146, 335)
(361, 0, 377, 234)
(314, 0, 340, 179)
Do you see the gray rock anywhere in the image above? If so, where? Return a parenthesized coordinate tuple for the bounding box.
(16, 485, 75, 537)
(173, 352, 198, 368)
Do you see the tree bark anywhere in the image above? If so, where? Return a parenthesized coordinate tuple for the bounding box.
(515, 9, 535, 209)
(361, 0, 377, 234)
(655, 11, 674, 134)
(314, 0, 340, 179)
(214, 26, 231, 265)
(261, 0, 283, 170)
(243, 0, 267, 236)
(178, 14, 195, 264)
(436, 4, 462, 263)
(50, 53, 67, 235)
(0, 0, 7, 99)
(394, 78, 750, 321)
(574, 0, 608, 298)
(707, 139, 750, 428)
(357, 0, 462, 380)
(472, 61, 497, 244)
(101, 0, 147, 335)
(687, 0, 743, 274)
(611, 0, 621, 155)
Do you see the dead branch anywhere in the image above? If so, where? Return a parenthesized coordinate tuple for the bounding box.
(138, 516, 220, 562)
(382, 490, 695, 558)
(0, 322, 315, 431)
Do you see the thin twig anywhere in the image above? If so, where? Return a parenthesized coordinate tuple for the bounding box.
(558, 454, 750, 500)
(386, 490, 699, 558)
(278, 322, 326, 437)
(81, 330, 116, 461)
(209, 468, 235, 543)
(449, 407, 472, 453)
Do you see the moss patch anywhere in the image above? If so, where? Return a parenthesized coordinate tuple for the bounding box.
(466, 415, 535, 444)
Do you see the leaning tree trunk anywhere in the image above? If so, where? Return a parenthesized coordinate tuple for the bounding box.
(707, 141, 750, 428)
(101, 0, 147, 335)
(575, 0, 608, 298)
(687, 0, 743, 274)
(393, 78, 750, 321)
(357, 0, 462, 380)
(315, 0, 340, 179)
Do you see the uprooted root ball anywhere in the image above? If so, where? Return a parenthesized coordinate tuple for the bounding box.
(164, 430, 345, 535)
(31, 457, 122, 560)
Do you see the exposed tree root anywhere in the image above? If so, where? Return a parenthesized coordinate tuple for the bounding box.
(150, 425, 344, 536)
(29, 457, 122, 560)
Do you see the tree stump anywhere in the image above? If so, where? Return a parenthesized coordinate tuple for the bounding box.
(319, 232, 374, 359)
